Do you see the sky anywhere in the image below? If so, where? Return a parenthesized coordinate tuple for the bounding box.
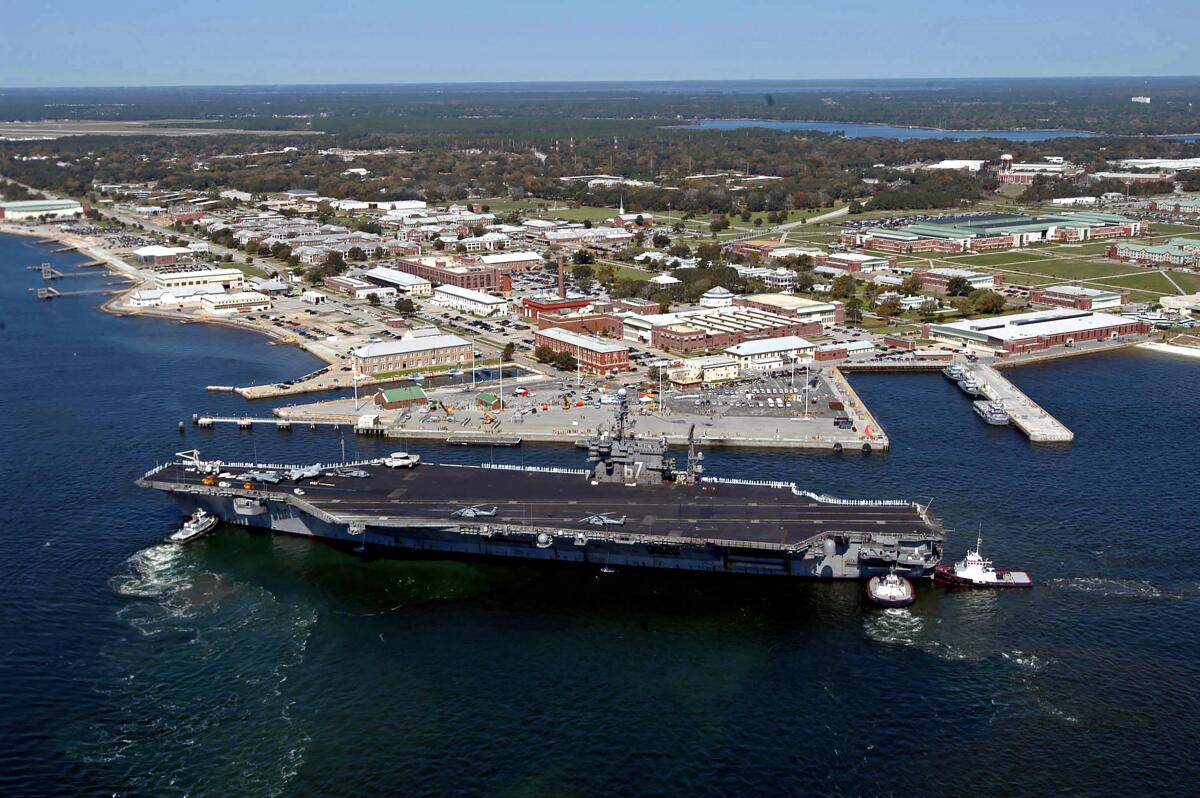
(0, 0, 1195, 88)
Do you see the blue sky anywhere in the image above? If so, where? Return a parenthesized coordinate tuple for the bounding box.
(0, 0, 1195, 87)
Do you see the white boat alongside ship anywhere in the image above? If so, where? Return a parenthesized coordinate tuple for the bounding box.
(935, 534, 1032, 588)
(866, 569, 915, 607)
(164, 508, 218, 544)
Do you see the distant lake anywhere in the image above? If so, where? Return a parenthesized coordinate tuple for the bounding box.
(673, 119, 1104, 140)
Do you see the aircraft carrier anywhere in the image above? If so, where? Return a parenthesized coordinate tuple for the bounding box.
(138, 391, 945, 579)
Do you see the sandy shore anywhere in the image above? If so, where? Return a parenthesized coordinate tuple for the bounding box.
(3, 220, 332, 360)
(1138, 341, 1200, 359)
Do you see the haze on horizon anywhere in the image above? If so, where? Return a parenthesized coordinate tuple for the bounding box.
(1, 0, 1196, 89)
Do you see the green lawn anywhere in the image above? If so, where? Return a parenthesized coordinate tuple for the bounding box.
(993, 258, 1133, 281)
(606, 264, 652, 282)
(1145, 223, 1200, 238)
(1043, 241, 1123, 256)
(229, 262, 268, 278)
(1086, 271, 1178, 294)
(988, 270, 1058, 286)
(944, 251, 1054, 267)
(1167, 271, 1200, 293)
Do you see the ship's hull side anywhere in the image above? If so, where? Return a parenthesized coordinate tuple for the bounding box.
(170, 493, 940, 580)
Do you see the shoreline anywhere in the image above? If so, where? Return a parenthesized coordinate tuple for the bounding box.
(2, 222, 335, 364)
(1138, 340, 1200, 359)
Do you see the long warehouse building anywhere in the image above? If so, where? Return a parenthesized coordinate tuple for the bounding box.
(924, 309, 1148, 355)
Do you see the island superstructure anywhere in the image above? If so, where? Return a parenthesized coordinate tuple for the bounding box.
(138, 392, 945, 579)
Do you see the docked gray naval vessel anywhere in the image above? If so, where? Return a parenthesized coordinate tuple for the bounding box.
(138, 390, 944, 579)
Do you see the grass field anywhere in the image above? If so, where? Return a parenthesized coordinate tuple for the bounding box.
(1144, 223, 1200, 238)
(993, 258, 1133, 281)
(989, 270, 1058, 286)
(1087, 271, 1178, 294)
(1167, 271, 1200, 293)
(229, 262, 268, 278)
(1043, 241, 1122, 256)
(605, 263, 652, 282)
(944, 251, 1054, 267)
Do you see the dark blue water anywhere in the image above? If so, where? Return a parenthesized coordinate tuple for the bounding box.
(2, 233, 1199, 797)
(676, 119, 1105, 140)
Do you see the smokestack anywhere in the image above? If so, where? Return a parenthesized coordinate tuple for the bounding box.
(557, 254, 565, 298)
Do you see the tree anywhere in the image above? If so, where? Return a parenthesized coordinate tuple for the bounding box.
(876, 296, 902, 321)
(668, 241, 692, 259)
(572, 249, 594, 265)
(366, 292, 382, 307)
(830, 274, 858, 299)
(918, 299, 939, 322)
(901, 274, 924, 295)
(849, 200, 864, 214)
(652, 232, 670, 248)
(793, 270, 815, 292)
(501, 342, 516, 361)
(572, 263, 594, 281)
(583, 219, 593, 229)
(534, 344, 556, 363)
(552, 350, 578, 371)
(946, 276, 972, 297)
(969, 289, 1007, 315)
(394, 296, 416, 315)
(845, 297, 864, 325)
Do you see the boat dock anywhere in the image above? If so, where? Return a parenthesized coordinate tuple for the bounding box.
(964, 364, 1074, 443)
(445, 432, 523, 446)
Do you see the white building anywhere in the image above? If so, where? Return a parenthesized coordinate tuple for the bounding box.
(925, 160, 987, 173)
(352, 334, 470, 374)
(739, 294, 842, 327)
(362, 266, 433, 297)
(699, 286, 735, 308)
(478, 250, 543, 271)
(128, 284, 225, 308)
(648, 274, 681, 287)
(668, 355, 740, 386)
(301, 290, 327, 305)
(433, 284, 509, 317)
(154, 268, 245, 291)
(724, 336, 816, 371)
(0, 199, 83, 220)
(199, 291, 272, 314)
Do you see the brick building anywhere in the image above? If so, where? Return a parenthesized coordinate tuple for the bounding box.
(391, 255, 511, 293)
(535, 327, 630, 375)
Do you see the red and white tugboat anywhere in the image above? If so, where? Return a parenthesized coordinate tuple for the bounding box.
(935, 533, 1032, 588)
(866, 569, 915, 607)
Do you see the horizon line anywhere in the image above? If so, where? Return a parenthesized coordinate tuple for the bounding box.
(2, 75, 1199, 92)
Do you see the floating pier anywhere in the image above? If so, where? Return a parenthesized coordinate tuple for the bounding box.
(34, 286, 122, 300)
(444, 432, 523, 447)
(192, 414, 386, 434)
(964, 363, 1074, 443)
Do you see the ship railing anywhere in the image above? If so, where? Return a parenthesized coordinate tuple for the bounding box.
(699, 476, 917, 507)
(480, 463, 590, 476)
(793, 488, 916, 507)
(701, 476, 796, 490)
(168, 456, 383, 471)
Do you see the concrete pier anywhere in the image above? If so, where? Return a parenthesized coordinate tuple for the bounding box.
(966, 363, 1074, 443)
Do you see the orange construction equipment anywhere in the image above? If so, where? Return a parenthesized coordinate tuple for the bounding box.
(483, 411, 497, 424)
(201, 475, 215, 486)
(439, 400, 456, 416)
